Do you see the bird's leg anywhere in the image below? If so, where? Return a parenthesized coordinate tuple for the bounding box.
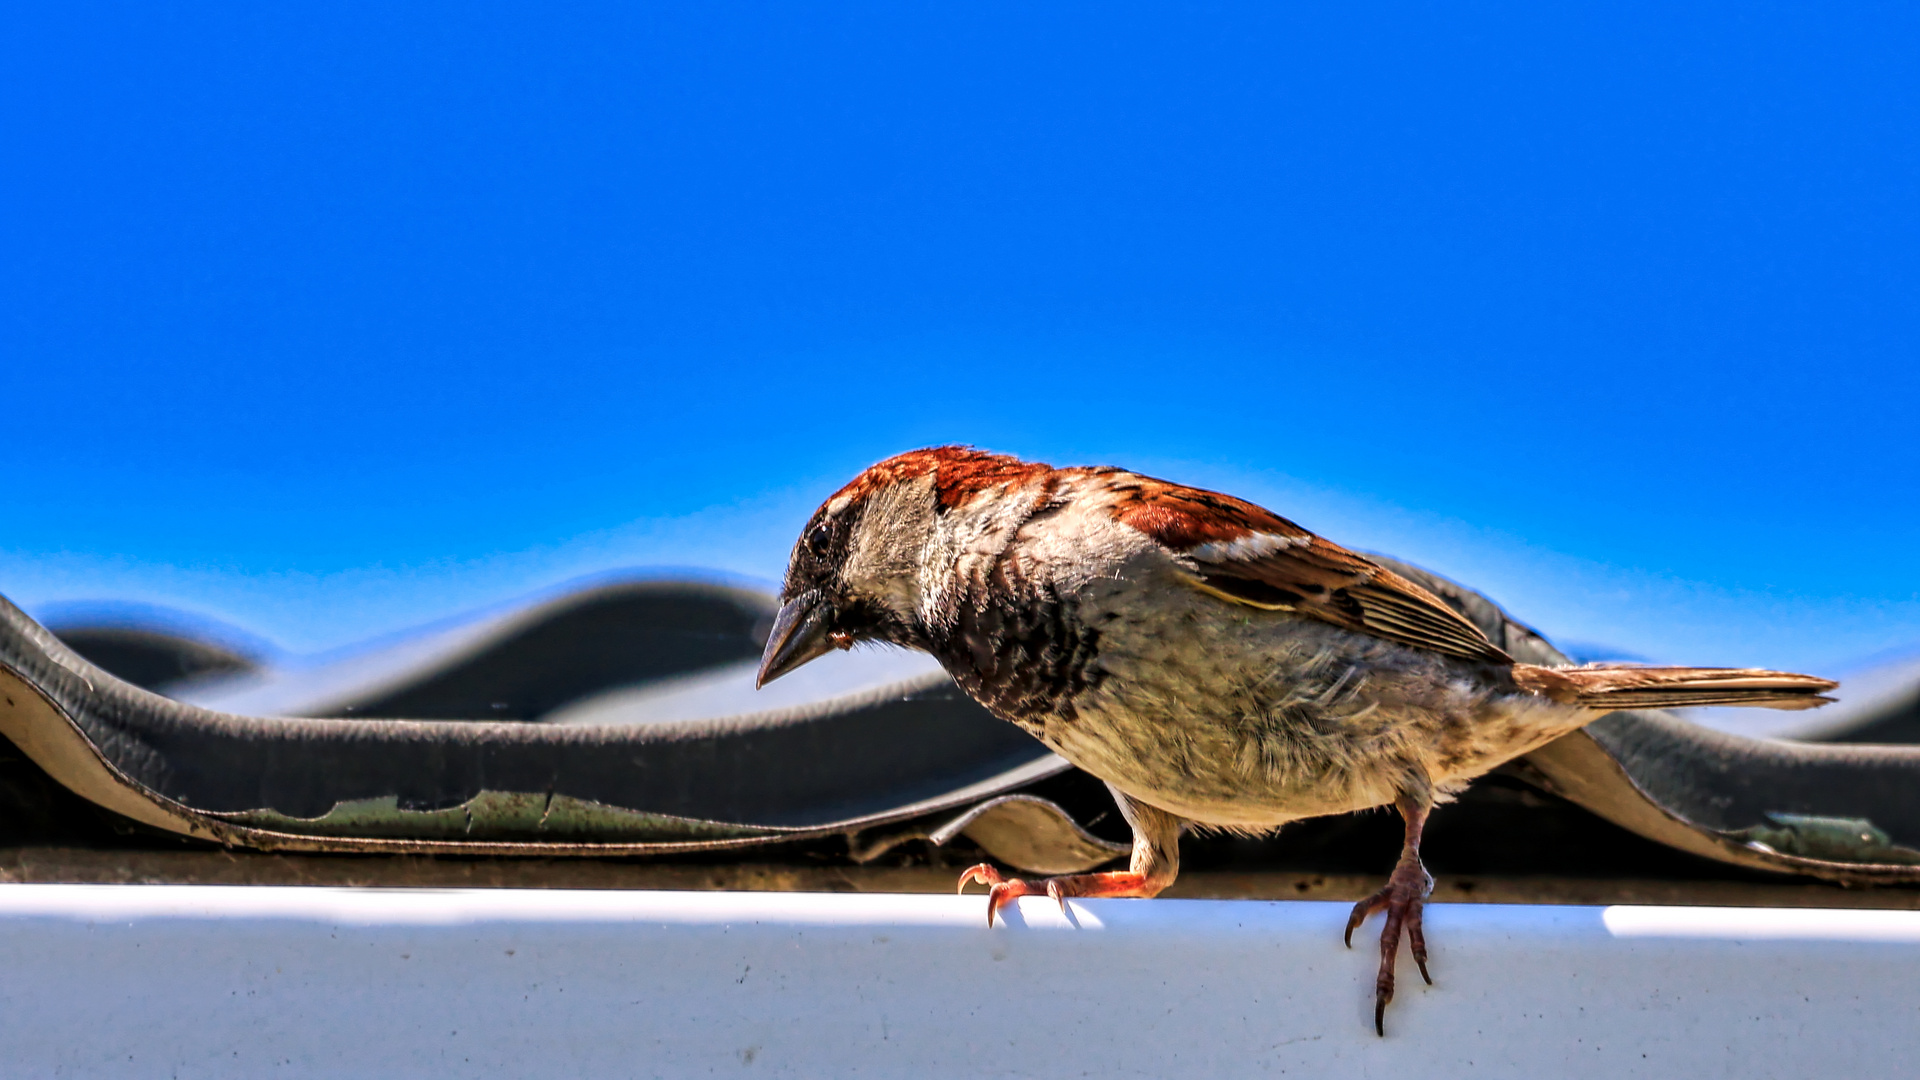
(957, 788, 1183, 927)
(1344, 791, 1436, 1036)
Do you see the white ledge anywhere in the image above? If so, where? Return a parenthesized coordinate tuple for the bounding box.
(1, 884, 1912, 1077)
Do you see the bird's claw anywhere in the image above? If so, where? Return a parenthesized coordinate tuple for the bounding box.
(956, 863, 1003, 893)
(956, 863, 1037, 927)
(1344, 859, 1435, 1036)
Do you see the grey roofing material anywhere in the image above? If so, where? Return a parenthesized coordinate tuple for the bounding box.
(1, 583, 1064, 860)
(6, 567, 1920, 883)
(167, 579, 779, 721)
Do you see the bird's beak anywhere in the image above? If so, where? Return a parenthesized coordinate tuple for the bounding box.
(756, 590, 836, 688)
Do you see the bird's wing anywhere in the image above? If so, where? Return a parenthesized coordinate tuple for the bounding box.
(1096, 472, 1511, 663)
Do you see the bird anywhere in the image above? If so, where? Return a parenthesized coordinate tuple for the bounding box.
(754, 446, 1837, 1035)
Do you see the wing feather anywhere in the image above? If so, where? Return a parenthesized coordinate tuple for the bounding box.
(1098, 472, 1511, 664)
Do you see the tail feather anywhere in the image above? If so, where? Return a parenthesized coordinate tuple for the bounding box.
(1511, 663, 1838, 712)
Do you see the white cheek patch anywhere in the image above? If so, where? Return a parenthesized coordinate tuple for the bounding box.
(1190, 532, 1305, 563)
(876, 578, 921, 619)
(842, 560, 922, 624)
(837, 479, 936, 622)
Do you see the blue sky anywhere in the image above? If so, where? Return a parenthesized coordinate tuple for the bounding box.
(3, 3, 1916, 673)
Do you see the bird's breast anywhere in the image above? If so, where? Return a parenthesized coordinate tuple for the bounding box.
(1022, 580, 1584, 828)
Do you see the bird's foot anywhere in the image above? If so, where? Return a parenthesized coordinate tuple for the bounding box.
(956, 865, 1162, 927)
(955, 864, 1038, 927)
(1344, 858, 1435, 1036)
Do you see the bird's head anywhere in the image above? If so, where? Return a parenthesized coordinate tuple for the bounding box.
(755, 446, 1050, 687)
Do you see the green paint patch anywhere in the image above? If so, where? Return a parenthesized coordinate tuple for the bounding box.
(216, 791, 772, 843)
(1728, 812, 1920, 865)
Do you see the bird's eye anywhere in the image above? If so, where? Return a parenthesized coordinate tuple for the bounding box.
(806, 522, 833, 557)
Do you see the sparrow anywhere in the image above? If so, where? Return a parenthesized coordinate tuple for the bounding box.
(755, 446, 1836, 1035)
